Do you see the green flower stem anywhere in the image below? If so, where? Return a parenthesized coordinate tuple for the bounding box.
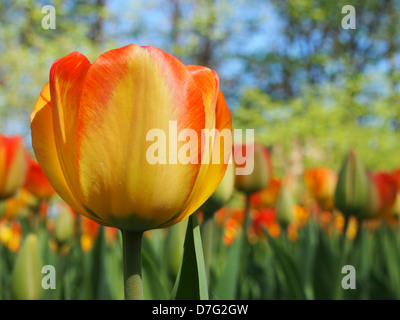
(121, 230, 143, 300)
(333, 217, 350, 300)
(238, 195, 251, 283)
(201, 212, 214, 284)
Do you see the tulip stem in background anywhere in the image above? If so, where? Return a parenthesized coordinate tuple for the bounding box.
(242, 194, 251, 243)
(238, 194, 251, 292)
(333, 217, 350, 300)
(201, 212, 214, 284)
(121, 230, 143, 300)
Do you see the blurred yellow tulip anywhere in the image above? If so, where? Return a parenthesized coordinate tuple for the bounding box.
(12, 233, 43, 300)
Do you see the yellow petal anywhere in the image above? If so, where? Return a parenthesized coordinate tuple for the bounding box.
(31, 83, 106, 225)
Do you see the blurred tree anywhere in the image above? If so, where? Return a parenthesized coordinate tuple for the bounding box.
(0, 0, 109, 138)
(233, 0, 400, 175)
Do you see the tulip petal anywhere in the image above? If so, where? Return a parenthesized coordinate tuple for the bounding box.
(31, 83, 106, 225)
(76, 44, 207, 231)
(160, 90, 232, 228)
(49, 52, 93, 212)
(186, 65, 219, 131)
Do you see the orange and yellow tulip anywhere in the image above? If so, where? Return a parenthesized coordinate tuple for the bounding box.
(30, 44, 232, 232)
(0, 219, 22, 252)
(0, 189, 35, 220)
(304, 167, 337, 210)
(249, 177, 281, 209)
(23, 156, 55, 199)
(0, 134, 28, 200)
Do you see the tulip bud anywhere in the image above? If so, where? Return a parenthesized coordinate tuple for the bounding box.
(276, 177, 296, 227)
(200, 160, 235, 216)
(54, 205, 75, 244)
(233, 143, 272, 195)
(334, 149, 368, 219)
(12, 233, 43, 300)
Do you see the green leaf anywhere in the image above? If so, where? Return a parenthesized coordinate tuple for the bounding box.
(142, 248, 170, 300)
(297, 220, 317, 299)
(312, 227, 337, 299)
(170, 214, 208, 300)
(212, 233, 242, 300)
(263, 227, 307, 300)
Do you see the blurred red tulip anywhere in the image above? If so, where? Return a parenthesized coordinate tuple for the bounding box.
(249, 208, 280, 242)
(23, 157, 55, 199)
(363, 172, 398, 219)
(105, 226, 119, 245)
(0, 134, 28, 200)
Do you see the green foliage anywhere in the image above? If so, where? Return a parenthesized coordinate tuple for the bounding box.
(171, 214, 209, 300)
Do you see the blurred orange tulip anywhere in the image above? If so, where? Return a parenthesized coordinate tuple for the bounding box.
(0, 189, 35, 220)
(80, 215, 100, 252)
(220, 208, 245, 246)
(31, 44, 232, 232)
(223, 217, 241, 246)
(0, 134, 28, 200)
(304, 167, 337, 210)
(23, 156, 55, 199)
(250, 177, 281, 209)
(0, 219, 22, 252)
(391, 168, 400, 187)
